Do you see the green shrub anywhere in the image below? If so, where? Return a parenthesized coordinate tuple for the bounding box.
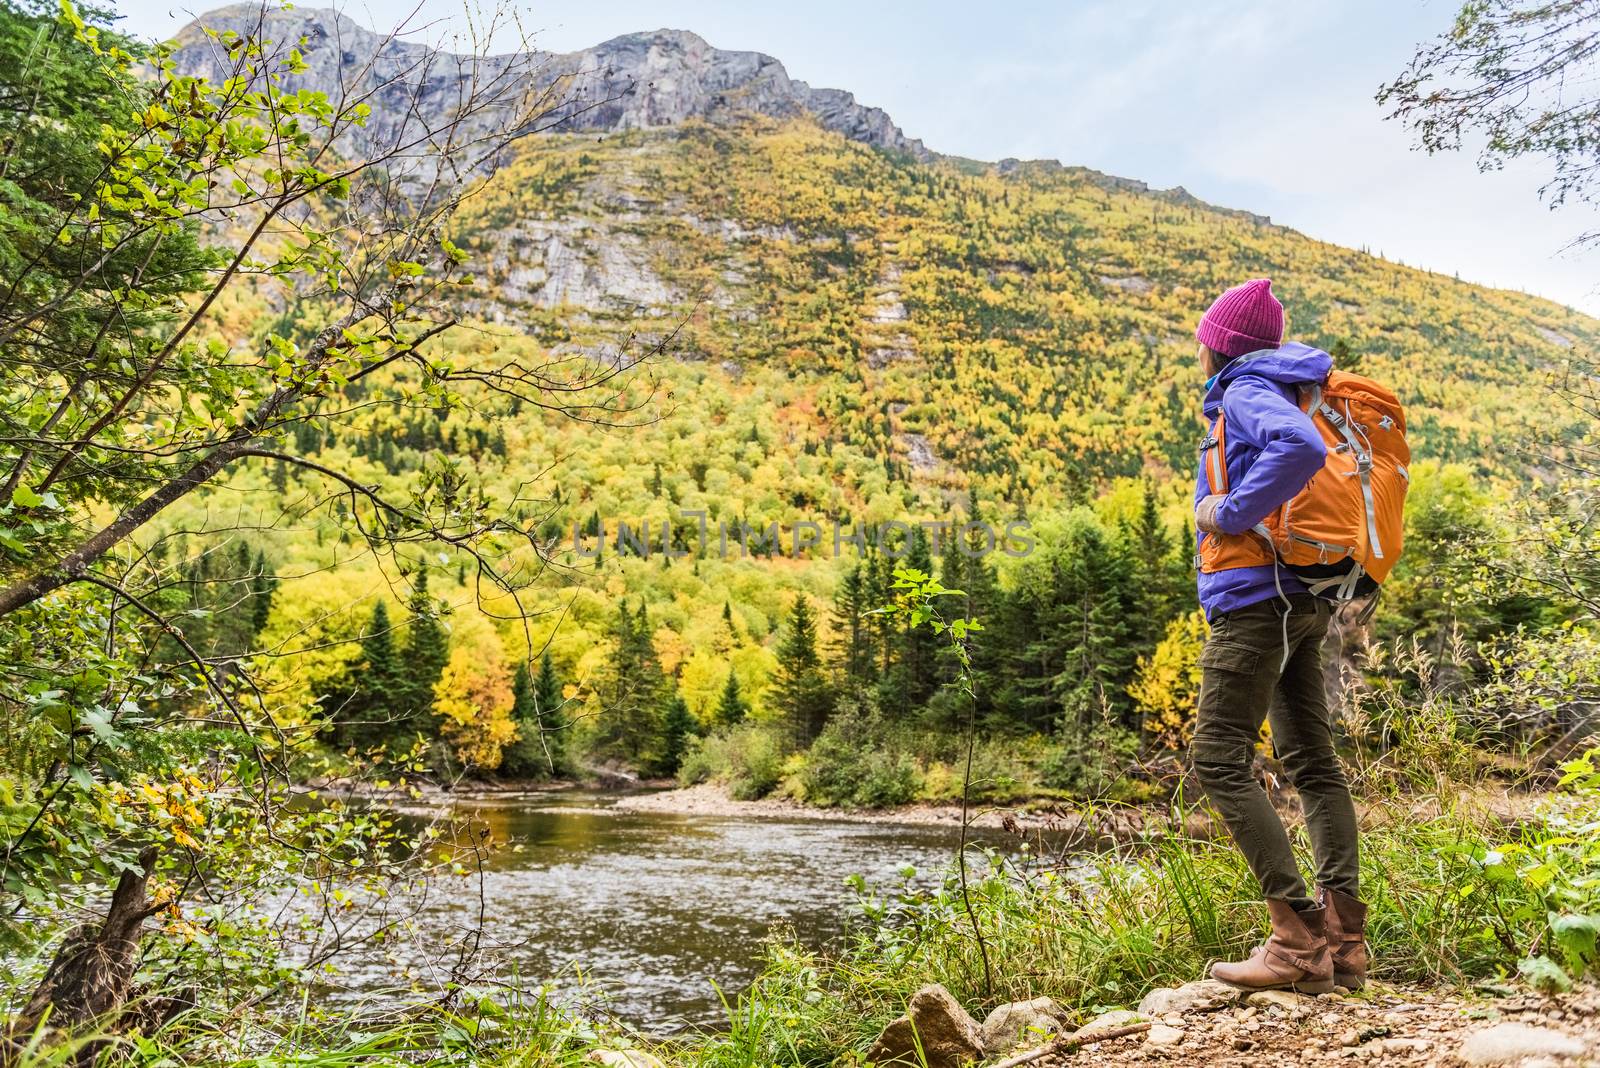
(801, 702, 922, 807)
(677, 723, 788, 800)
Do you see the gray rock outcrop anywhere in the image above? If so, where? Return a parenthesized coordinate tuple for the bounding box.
(167, 7, 927, 167)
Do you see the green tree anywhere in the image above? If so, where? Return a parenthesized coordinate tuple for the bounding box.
(657, 691, 698, 776)
(501, 654, 567, 779)
(716, 668, 749, 726)
(591, 601, 667, 768)
(400, 571, 450, 739)
(830, 564, 874, 690)
(339, 601, 405, 748)
(772, 593, 834, 741)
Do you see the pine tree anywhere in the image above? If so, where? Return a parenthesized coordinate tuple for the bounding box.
(897, 528, 940, 707)
(592, 602, 667, 768)
(829, 564, 873, 690)
(716, 668, 748, 726)
(501, 655, 567, 778)
(1053, 519, 1139, 729)
(657, 691, 697, 776)
(532, 652, 567, 773)
(401, 570, 449, 738)
(772, 594, 833, 741)
(345, 601, 405, 748)
(249, 549, 277, 637)
(1126, 482, 1180, 655)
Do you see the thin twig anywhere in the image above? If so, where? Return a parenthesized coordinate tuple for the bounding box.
(988, 1022, 1153, 1068)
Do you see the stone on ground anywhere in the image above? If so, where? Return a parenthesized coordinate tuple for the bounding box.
(864, 983, 985, 1068)
(1074, 1008, 1146, 1039)
(1138, 979, 1247, 1017)
(1457, 1022, 1586, 1065)
(977, 996, 1072, 1055)
(585, 1052, 663, 1068)
(1144, 1023, 1185, 1048)
(1245, 989, 1313, 1015)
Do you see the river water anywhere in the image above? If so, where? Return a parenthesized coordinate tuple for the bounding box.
(338, 789, 1016, 1032)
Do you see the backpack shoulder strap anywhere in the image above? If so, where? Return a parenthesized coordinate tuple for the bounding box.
(1201, 410, 1229, 494)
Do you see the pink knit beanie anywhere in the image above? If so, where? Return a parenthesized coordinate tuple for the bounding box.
(1196, 278, 1284, 359)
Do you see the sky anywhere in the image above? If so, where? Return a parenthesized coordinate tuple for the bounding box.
(111, 0, 1600, 314)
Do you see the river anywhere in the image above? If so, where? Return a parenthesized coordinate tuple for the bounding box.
(330, 788, 1019, 1032)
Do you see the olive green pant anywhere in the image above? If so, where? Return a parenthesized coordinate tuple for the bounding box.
(1191, 594, 1360, 908)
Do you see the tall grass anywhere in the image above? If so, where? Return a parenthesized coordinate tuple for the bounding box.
(667, 775, 1600, 1067)
(14, 745, 1597, 1068)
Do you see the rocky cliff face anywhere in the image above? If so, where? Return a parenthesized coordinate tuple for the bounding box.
(170, 6, 928, 161)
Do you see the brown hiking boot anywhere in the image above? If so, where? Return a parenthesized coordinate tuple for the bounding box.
(1320, 886, 1369, 990)
(1211, 899, 1335, 993)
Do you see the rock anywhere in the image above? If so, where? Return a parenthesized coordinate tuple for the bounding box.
(864, 984, 985, 1068)
(977, 997, 1071, 1055)
(1075, 1009, 1146, 1039)
(1246, 990, 1312, 1015)
(1138, 980, 1246, 1017)
(586, 1052, 663, 1068)
(1144, 1024, 1185, 1048)
(1458, 1023, 1586, 1065)
(1379, 1037, 1430, 1055)
(168, 12, 932, 180)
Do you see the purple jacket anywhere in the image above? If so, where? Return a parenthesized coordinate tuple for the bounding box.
(1194, 343, 1332, 620)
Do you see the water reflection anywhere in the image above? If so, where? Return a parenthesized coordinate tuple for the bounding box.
(337, 790, 1014, 1031)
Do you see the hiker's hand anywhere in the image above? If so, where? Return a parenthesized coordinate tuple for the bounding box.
(1196, 494, 1228, 535)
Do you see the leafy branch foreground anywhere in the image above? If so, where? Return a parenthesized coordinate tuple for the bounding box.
(6, 751, 1597, 1068)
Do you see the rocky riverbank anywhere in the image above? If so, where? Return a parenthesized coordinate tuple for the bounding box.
(851, 978, 1599, 1068)
(608, 780, 1186, 842)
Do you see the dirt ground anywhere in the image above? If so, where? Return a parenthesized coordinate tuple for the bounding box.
(1038, 983, 1600, 1068)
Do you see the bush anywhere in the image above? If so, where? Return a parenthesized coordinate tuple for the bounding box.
(677, 723, 788, 800)
(800, 701, 922, 808)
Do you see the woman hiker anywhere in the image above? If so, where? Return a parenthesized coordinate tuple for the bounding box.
(1188, 277, 1369, 993)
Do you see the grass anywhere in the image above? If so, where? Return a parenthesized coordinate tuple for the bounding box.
(9, 761, 1597, 1068)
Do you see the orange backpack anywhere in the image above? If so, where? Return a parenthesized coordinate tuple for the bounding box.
(1199, 370, 1410, 601)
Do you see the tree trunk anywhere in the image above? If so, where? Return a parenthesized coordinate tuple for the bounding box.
(6, 849, 158, 1051)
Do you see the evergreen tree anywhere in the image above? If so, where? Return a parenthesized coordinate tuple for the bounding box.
(501, 655, 567, 778)
(592, 602, 667, 767)
(959, 490, 1002, 723)
(1125, 482, 1182, 654)
(772, 594, 833, 741)
(1053, 519, 1139, 728)
(896, 528, 940, 707)
(657, 691, 697, 776)
(531, 652, 567, 772)
(829, 564, 873, 690)
(342, 601, 405, 748)
(400, 570, 449, 737)
(716, 668, 748, 726)
(249, 549, 277, 637)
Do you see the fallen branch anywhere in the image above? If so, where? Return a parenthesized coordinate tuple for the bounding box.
(988, 1022, 1153, 1068)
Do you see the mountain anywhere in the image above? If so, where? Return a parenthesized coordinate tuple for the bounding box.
(162, 8, 1598, 727)
(170, 6, 926, 159)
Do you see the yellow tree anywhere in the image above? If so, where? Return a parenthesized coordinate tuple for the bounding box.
(433, 617, 517, 771)
(1130, 610, 1209, 751)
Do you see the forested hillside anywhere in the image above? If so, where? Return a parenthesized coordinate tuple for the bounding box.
(168, 103, 1599, 790)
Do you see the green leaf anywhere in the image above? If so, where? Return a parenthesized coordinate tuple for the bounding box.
(1517, 954, 1573, 994)
(11, 484, 43, 508)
